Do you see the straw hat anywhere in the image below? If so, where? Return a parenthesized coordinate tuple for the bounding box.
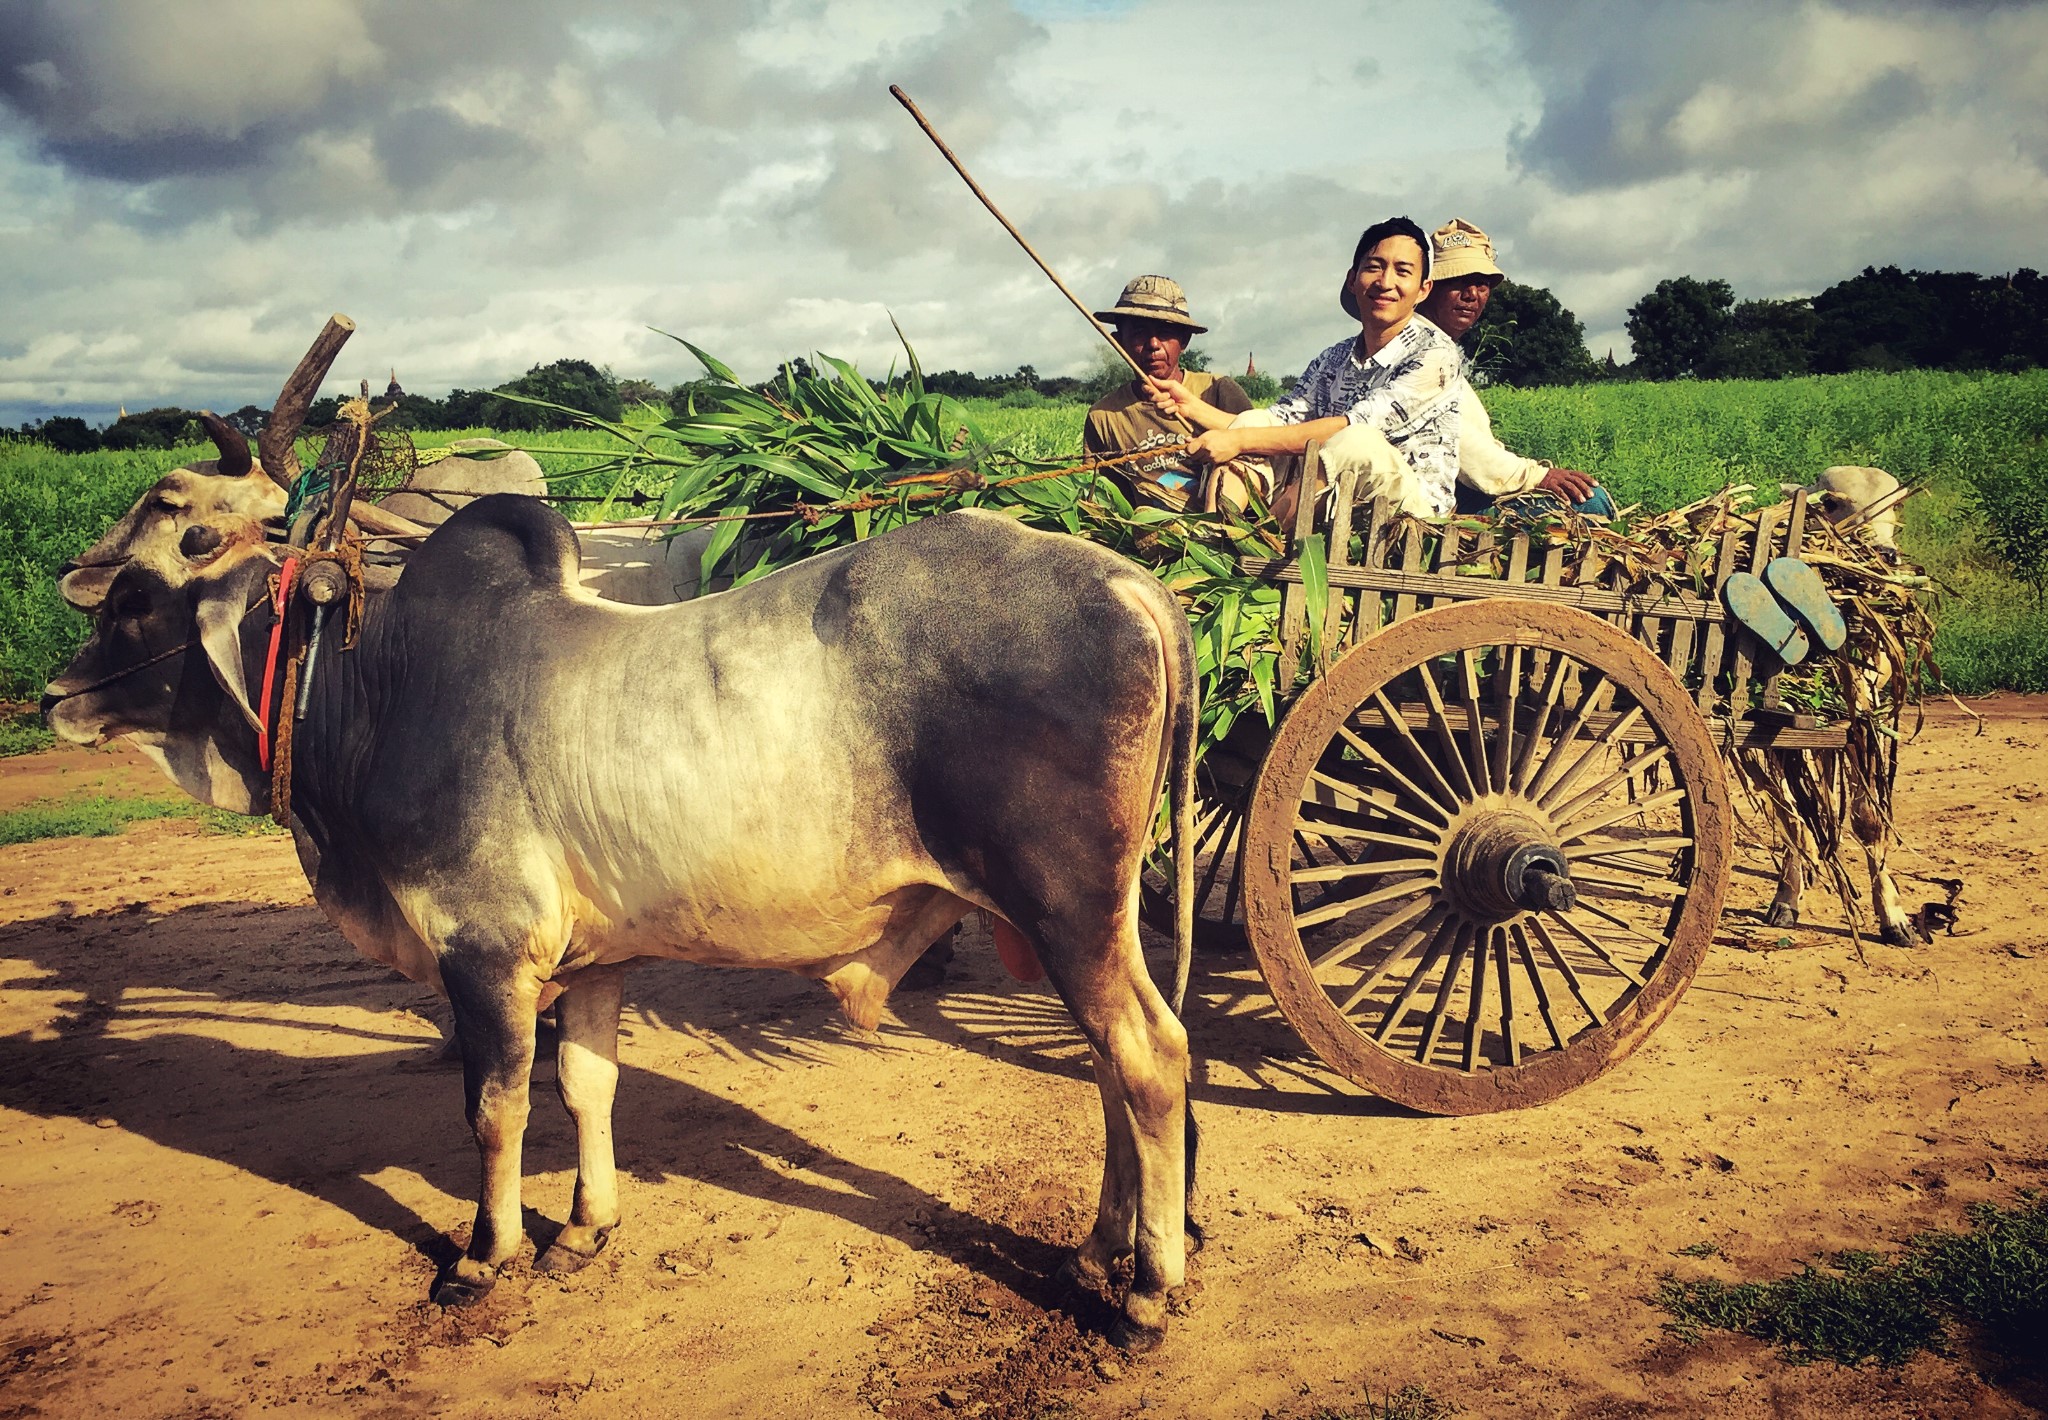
(1428, 218, 1504, 283)
(1093, 274, 1207, 333)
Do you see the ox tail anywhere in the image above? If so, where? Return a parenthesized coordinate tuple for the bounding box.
(1151, 579, 1198, 1020)
(1127, 568, 1204, 1248)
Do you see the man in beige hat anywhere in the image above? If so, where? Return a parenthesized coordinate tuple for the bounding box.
(1416, 218, 1610, 516)
(1147, 216, 1463, 522)
(1083, 275, 1253, 510)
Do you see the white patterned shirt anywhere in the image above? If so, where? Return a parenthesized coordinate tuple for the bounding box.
(1270, 315, 1464, 515)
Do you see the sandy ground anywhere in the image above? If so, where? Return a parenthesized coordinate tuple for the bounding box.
(1, 699, 2043, 1419)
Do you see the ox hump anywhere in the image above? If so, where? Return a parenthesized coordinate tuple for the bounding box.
(394, 493, 584, 603)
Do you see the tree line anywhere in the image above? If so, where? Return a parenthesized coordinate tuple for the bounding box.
(12, 263, 2044, 452)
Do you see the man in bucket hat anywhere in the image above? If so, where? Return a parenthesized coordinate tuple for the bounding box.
(1416, 218, 1613, 518)
(1083, 275, 1253, 510)
(1146, 216, 1463, 522)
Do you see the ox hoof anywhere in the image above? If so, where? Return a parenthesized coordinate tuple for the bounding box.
(1881, 921, 1927, 948)
(1764, 904, 1798, 929)
(1057, 1249, 1116, 1298)
(1107, 1307, 1168, 1353)
(430, 1259, 497, 1308)
(537, 1224, 615, 1275)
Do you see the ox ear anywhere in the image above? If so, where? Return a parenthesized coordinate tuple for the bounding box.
(59, 562, 119, 612)
(193, 557, 274, 734)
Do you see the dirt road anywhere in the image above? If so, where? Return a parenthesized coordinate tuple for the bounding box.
(2, 699, 2043, 1418)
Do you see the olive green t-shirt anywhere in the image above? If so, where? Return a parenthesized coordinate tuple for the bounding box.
(1083, 372, 1254, 509)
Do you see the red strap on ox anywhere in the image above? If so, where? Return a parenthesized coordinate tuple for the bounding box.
(257, 557, 298, 772)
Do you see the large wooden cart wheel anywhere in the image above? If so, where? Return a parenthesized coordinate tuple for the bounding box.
(1242, 600, 1733, 1114)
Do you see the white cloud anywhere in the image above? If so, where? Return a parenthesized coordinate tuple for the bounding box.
(0, 0, 2042, 423)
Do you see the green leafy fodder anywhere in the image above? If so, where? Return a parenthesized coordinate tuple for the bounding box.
(500, 338, 1292, 759)
(1656, 1192, 2048, 1367)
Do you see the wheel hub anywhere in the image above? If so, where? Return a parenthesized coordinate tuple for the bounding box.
(1441, 807, 1576, 923)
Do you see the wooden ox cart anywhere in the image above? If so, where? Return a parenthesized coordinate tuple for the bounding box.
(1143, 444, 1855, 1116)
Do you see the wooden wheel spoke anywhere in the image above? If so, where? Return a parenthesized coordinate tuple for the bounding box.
(1536, 704, 1645, 811)
(1291, 856, 1439, 886)
(1334, 724, 1453, 826)
(1416, 922, 1476, 1063)
(1306, 768, 1444, 836)
(1295, 816, 1437, 853)
(1192, 806, 1243, 914)
(1414, 660, 1478, 800)
(1458, 650, 1493, 797)
(1369, 915, 1461, 1044)
(1545, 906, 1654, 985)
(1525, 916, 1609, 1028)
(1571, 867, 1686, 901)
(1494, 929, 1521, 1067)
(1492, 645, 1523, 794)
(1294, 874, 1439, 930)
(1524, 671, 1612, 803)
(1510, 654, 1574, 793)
(1512, 922, 1572, 1050)
(1332, 905, 1451, 1012)
(1462, 924, 1493, 1072)
(1311, 894, 1440, 974)
(1365, 688, 1465, 811)
(1558, 785, 1689, 843)
(1549, 744, 1675, 827)
(1565, 834, 1694, 861)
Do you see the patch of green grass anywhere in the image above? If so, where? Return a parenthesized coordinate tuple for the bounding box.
(0, 709, 54, 758)
(1657, 1192, 2048, 1368)
(0, 794, 283, 847)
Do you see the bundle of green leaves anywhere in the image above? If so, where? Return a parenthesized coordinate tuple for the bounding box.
(497, 339, 1302, 758)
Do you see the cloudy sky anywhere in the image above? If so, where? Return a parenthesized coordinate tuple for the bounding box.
(2, 0, 2044, 425)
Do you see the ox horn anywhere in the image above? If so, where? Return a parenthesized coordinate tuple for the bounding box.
(198, 411, 253, 476)
(257, 314, 355, 492)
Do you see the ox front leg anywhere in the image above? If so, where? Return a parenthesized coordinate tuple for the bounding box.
(433, 948, 542, 1307)
(537, 966, 625, 1274)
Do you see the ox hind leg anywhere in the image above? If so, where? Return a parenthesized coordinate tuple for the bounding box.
(432, 934, 546, 1307)
(1036, 908, 1189, 1351)
(1850, 793, 1923, 946)
(536, 965, 626, 1273)
(1767, 843, 1804, 928)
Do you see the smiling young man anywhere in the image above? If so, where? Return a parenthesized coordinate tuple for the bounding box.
(1082, 275, 1252, 510)
(1148, 216, 1463, 522)
(1415, 218, 1611, 517)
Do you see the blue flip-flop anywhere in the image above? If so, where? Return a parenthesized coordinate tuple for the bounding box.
(1763, 556, 1848, 653)
(1723, 572, 1811, 665)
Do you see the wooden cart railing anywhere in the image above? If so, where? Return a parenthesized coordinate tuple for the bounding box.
(1237, 445, 1850, 752)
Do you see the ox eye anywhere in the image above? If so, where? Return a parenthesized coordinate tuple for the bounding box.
(113, 589, 152, 621)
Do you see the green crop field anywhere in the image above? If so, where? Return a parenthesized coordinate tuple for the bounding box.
(4, 369, 2044, 716)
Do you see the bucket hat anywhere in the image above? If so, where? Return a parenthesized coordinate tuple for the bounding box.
(1093, 274, 1207, 333)
(1428, 218, 1504, 283)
